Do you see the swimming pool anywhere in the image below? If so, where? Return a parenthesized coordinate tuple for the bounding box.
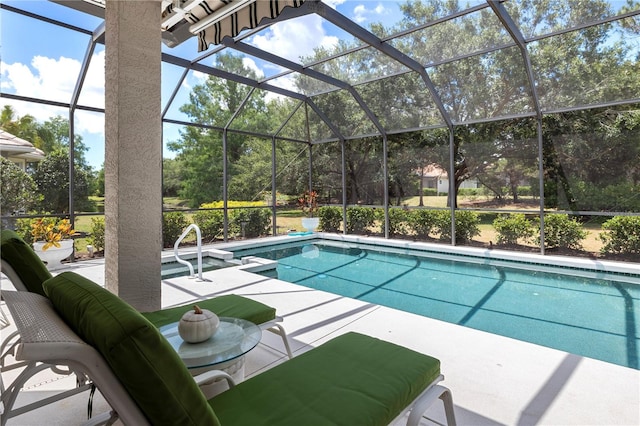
(161, 256, 232, 279)
(231, 238, 640, 369)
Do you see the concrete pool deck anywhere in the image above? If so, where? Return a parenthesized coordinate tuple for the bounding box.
(1, 255, 639, 425)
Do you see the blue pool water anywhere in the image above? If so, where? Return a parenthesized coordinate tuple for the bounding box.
(161, 256, 231, 279)
(233, 240, 640, 369)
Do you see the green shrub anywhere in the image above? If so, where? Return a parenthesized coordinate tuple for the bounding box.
(0, 157, 40, 213)
(540, 214, 587, 250)
(229, 208, 271, 238)
(434, 210, 481, 242)
(493, 213, 535, 245)
(600, 216, 640, 254)
(193, 210, 225, 242)
(572, 182, 640, 211)
(422, 188, 438, 196)
(88, 217, 105, 252)
(409, 209, 439, 239)
(346, 207, 375, 234)
(431, 210, 452, 240)
(318, 206, 342, 232)
(162, 211, 190, 248)
(379, 208, 410, 237)
(517, 186, 532, 197)
(200, 200, 264, 209)
(14, 218, 37, 244)
(458, 188, 479, 197)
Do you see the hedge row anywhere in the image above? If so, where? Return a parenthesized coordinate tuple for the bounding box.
(165, 208, 271, 247)
(317, 207, 640, 255)
(16, 207, 636, 255)
(317, 206, 481, 242)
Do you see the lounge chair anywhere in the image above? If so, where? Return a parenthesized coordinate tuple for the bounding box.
(3, 271, 456, 425)
(0, 229, 292, 358)
(0, 229, 292, 420)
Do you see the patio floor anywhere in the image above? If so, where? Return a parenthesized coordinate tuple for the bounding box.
(1, 257, 639, 425)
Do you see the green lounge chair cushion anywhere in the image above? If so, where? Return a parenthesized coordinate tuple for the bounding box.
(210, 331, 441, 426)
(43, 272, 220, 426)
(142, 294, 276, 328)
(0, 230, 52, 296)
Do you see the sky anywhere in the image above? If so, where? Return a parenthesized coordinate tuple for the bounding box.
(2, 0, 634, 170)
(0, 0, 406, 170)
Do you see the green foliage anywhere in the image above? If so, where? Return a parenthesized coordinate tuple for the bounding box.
(346, 207, 376, 234)
(94, 168, 105, 197)
(571, 182, 640, 211)
(88, 217, 105, 252)
(493, 214, 535, 245)
(33, 150, 90, 213)
(434, 210, 481, 242)
(168, 53, 281, 207)
(380, 208, 411, 237)
(540, 215, 587, 250)
(317, 206, 342, 232)
(408, 209, 439, 239)
(517, 186, 533, 197)
(162, 158, 182, 198)
(0, 157, 40, 213)
(422, 188, 438, 196)
(229, 208, 271, 238)
(200, 200, 264, 209)
(600, 216, 640, 254)
(14, 218, 37, 243)
(457, 188, 479, 197)
(431, 210, 452, 240)
(192, 210, 225, 242)
(162, 211, 190, 248)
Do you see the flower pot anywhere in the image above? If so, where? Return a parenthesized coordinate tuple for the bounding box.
(33, 240, 74, 270)
(301, 217, 320, 232)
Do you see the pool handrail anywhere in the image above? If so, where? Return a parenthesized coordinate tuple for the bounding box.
(173, 224, 203, 281)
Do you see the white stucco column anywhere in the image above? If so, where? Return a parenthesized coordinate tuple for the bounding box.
(104, 0, 162, 311)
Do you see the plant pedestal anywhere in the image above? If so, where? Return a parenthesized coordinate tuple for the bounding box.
(33, 240, 74, 270)
(301, 217, 320, 232)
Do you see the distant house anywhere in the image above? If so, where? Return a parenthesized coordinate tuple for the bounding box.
(417, 164, 479, 194)
(0, 129, 46, 171)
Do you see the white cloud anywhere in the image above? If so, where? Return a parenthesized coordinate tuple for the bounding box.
(250, 15, 338, 64)
(353, 5, 368, 23)
(242, 57, 264, 79)
(0, 51, 106, 136)
(263, 73, 298, 102)
(181, 70, 208, 93)
(191, 70, 208, 82)
(323, 0, 347, 8)
(352, 2, 389, 24)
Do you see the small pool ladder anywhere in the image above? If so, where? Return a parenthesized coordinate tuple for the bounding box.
(173, 224, 204, 281)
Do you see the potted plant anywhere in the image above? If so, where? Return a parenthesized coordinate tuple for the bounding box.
(298, 190, 320, 232)
(31, 218, 77, 270)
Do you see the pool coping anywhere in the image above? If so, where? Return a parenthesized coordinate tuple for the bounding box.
(211, 233, 640, 280)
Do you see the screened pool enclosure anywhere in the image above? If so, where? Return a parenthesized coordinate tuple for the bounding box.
(2, 0, 639, 258)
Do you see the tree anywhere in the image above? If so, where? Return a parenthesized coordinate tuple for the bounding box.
(169, 53, 280, 207)
(0, 157, 40, 213)
(33, 149, 91, 213)
(94, 166, 105, 197)
(542, 106, 640, 210)
(386, 0, 638, 196)
(39, 115, 90, 169)
(0, 106, 45, 150)
(1, 105, 99, 210)
(162, 158, 183, 198)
